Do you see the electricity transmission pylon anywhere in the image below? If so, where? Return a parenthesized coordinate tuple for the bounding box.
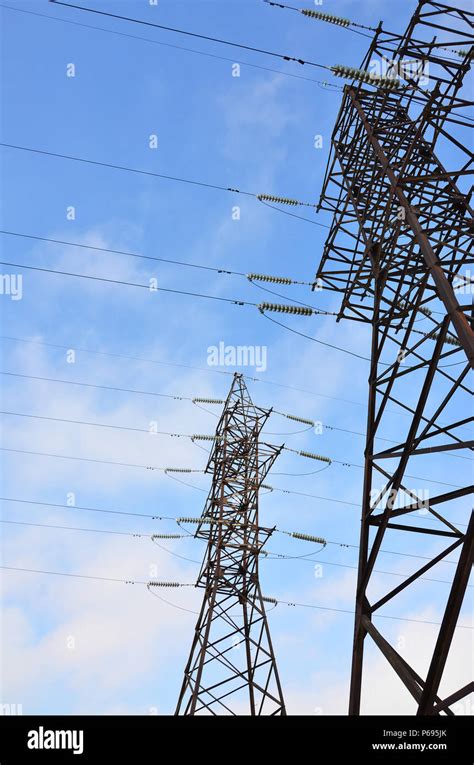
(175, 373, 286, 715)
(314, 0, 473, 715)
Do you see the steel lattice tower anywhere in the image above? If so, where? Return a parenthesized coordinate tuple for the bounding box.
(175, 374, 286, 715)
(314, 1, 473, 715)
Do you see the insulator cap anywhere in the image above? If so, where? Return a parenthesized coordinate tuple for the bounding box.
(258, 301, 313, 316)
(247, 272, 293, 285)
(399, 300, 432, 318)
(148, 581, 181, 587)
(152, 533, 183, 539)
(262, 595, 278, 605)
(165, 467, 193, 473)
(257, 193, 301, 206)
(299, 450, 332, 464)
(192, 397, 224, 405)
(301, 9, 350, 27)
(331, 64, 400, 89)
(418, 330, 461, 347)
(445, 334, 461, 347)
(177, 516, 213, 524)
(292, 531, 326, 545)
(285, 413, 315, 426)
(192, 434, 219, 441)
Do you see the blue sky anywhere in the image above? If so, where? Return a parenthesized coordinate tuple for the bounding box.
(0, 0, 472, 716)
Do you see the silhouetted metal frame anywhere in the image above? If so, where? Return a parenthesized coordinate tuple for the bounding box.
(175, 374, 286, 715)
(314, 1, 473, 715)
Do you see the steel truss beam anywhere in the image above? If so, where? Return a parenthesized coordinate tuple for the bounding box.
(314, 1, 473, 715)
(175, 374, 286, 715)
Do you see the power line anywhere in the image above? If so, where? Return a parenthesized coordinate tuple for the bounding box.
(263, 551, 466, 586)
(47, 1, 419, 96)
(0, 496, 172, 521)
(1, 518, 465, 588)
(0, 141, 256, 197)
(262, 0, 473, 67)
(0, 142, 319, 211)
(0, 446, 185, 473)
(0, 563, 150, 585)
(0, 229, 246, 277)
(163, 465, 467, 527)
(0, 257, 337, 318)
(0, 368, 388, 453)
(249, 276, 333, 310)
(1, 408, 464, 490)
(0, 229, 325, 304)
(322, 422, 473, 464)
(0, 3, 342, 90)
(262, 0, 374, 38)
(48, 0, 331, 71)
(1, 254, 380, 363)
(150, 520, 468, 582)
(4, 336, 470, 439)
(163, 467, 362, 506)
(2, 562, 471, 629)
(0, 496, 461, 566)
(0, 409, 239, 445)
(0, 335, 371, 409)
(262, 311, 372, 361)
(0, 261, 254, 307)
(147, 586, 202, 615)
(0, 409, 194, 438)
(262, 311, 474, 382)
(0, 447, 366, 511)
(273, 598, 472, 628)
(0, 370, 195, 402)
(0, 372, 355, 439)
(151, 536, 200, 566)
(257, 198, 331, 227)
(0, 261, 378, 361)
(0, 518, 149, 538)
(1, 441, 467, 527)
(3, 409, 314, 448)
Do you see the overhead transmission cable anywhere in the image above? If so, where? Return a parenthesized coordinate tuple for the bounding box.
(0, 335, 376, 409)
(0, 4, 343, 89)
(0, 496, 463, 567)
(46, 0, 403, 89)
(1, 517, 467, 589)
(262, 0, 471, 59)
(0, 258, 337, 317)
(5, 445, 464, 522)
(0, 229, 322, 295)
(1, 405, 468, 487)
(0, 259, 257, 307)
(262, 0, 374, 38)
(48, 0, 330, 70)
(0, 261, 368, 361)
(0, 143, 327, 218)
(2, 562, 471, 628)
(3, 336, 471, 433)
(0, 434, 466, 493)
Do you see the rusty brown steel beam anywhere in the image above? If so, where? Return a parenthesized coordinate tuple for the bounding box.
(313, 0, 473, 716)
(417, 512, 474, 714)
(175, 374, 286, 716)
